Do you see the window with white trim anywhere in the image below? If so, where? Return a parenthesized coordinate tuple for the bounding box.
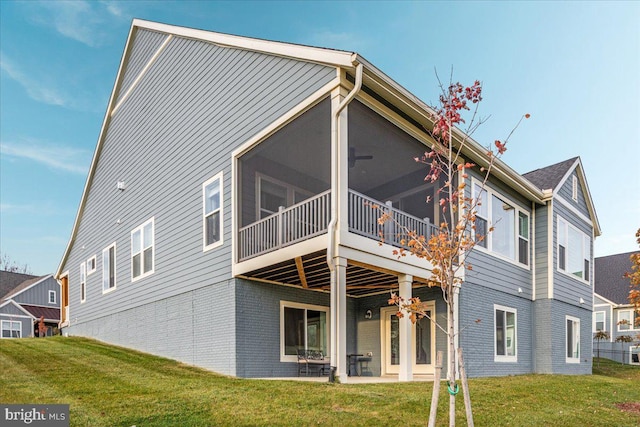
(131, 218, 154, 280)
(1, 320, 22, 338)
(617, 310, 639, 331)
(80, 261, 86, 303)
(472, 182, 529, 266)
(630, 346, 640, 365)
(495, 305, 517, 362)
(87, 255, 97, 274)
(280, 301, 329, 361)
(593, 311, 605, 332)
(203, 174, 223, 250)
(102, 243, 116, 293)
(48, 290, 56, 304)
(557, 217, 591, 282)
(566, 315, 580, 363)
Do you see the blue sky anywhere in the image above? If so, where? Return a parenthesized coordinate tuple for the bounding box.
(1, 1, 638, 275)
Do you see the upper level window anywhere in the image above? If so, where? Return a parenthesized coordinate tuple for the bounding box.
(87, 255, 97, 274)
(48, 290, 56, 304)
(80, 262, 86, 303)
(473, 182, 529, 266)
(203, 173, 223, 250)
(102, 243, 116, 293)
(566, 315, 580, 363)
(557, 217, 591, 282)
(131, 218, 154, 281)
(495, 305, 517, 362)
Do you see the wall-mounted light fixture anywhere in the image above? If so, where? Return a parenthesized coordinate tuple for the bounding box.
(518, 287, 523, 293)
(117, 181, 126, 191)
(579, 297, 585, 304)
(365, 309, 372, 319)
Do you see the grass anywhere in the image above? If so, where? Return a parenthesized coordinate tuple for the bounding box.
(1, 337, 639, 426)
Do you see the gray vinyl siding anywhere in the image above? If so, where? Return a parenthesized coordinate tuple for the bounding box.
(115, 29, 168, 104)
(60, 32, 336, 329)
(458, 284, 533, 377)
(552, 201, 594, 307)
(557, 170, 590, 218)
(533, 203, 550, 300)
(0, 303, 30, 317)
(10, 276, 59, 308)
(65, 278, 236, 375)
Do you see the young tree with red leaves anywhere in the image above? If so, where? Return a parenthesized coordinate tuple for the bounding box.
(625, 228, 640, 329)
(380, 76, 528, 426)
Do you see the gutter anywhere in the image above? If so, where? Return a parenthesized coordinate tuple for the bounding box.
(327, 62, 363, 271)
(327, 62, 363, 382)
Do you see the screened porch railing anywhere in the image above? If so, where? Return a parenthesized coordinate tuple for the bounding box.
(237, 189, 438, 261)
(347, 190, 439, 249)
(238, 190, 331, 261)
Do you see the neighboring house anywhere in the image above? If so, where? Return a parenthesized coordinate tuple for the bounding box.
(55, 19, 600, 381)
(593, 252, 640, 364)
(0, 271, 61, 338)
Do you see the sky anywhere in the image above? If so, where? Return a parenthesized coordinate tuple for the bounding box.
(0, 1, 639, 275)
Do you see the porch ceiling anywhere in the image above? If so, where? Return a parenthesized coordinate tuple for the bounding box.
(238, 250, 428, 297)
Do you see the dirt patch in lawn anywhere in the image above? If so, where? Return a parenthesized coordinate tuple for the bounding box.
(615, 402, 640, 415)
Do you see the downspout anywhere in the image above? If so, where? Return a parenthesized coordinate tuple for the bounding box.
(327, 62, 363, 382)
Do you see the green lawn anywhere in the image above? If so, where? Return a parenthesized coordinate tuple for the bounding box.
(1, 337, 639, 426)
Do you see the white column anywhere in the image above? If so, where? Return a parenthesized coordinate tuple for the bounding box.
(398, 274, 413, 381)
(335, 256, 348, 383)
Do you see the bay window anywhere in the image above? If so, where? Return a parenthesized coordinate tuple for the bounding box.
(557, 217, 591, 282)
(472, 182, 529, 266)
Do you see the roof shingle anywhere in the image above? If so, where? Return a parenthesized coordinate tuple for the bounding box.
(594, 251, 638, 305)
(523, 157, 578, 191)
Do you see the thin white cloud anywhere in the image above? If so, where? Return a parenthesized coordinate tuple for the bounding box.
(0, 53, 67, 106)
(28, 0, 129, 47)
(0, 139, 90, 175)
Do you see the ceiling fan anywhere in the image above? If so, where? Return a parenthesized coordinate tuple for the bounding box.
(348, 147, 373, 168)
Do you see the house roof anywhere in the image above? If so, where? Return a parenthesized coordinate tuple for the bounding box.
(594, 251, 638, 305)
(0, 270, 39, 300)
(523, 157, 579, 191)
(1, 275, 51, 302)
(56, 19, 593, 277)
(523, 156, 601, 236)
(20, 305, 60, 322)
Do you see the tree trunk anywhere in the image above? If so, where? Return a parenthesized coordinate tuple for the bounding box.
(449, 294, 456, 426)
(428, 351, 443, 427)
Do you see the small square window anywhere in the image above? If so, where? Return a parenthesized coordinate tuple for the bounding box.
(48, 290, 56, 305)
(87, 255, 97, 274)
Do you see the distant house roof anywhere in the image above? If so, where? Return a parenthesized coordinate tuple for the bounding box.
(594, 251, 638, 305)
(1, 275, 50, 301)
(0, 270, 38, 299)
(523, 157, 579, 191)
(21, 305, 61, 322)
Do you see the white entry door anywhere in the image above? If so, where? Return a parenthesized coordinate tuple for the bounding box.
(381, 302, 435, 375)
